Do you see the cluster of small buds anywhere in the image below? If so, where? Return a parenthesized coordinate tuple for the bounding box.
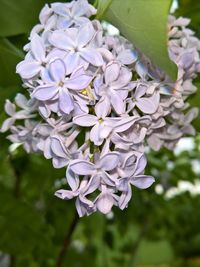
(1, 0, 200, 216)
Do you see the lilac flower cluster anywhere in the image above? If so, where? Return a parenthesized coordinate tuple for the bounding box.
(1, 0, 199, 216)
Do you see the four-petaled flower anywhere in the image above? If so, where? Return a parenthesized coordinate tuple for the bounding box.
(31, 58, 92, 114)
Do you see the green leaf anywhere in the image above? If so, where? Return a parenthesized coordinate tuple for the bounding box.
(95, 0, 113, 19)
(0, 0, 69, 37)
(0, 0, 45, 36)
(176, 0, 200, 38)
(98, 0, 177, 80)
(0, 38, 23, 86)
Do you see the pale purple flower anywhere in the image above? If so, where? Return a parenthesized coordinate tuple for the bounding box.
(95, 185, 119, 214)
(31, 58, 92, 114)
(52, 0, 96, 29)
(1, 0, 199, 217)
(116, 153, 155, 209)
(16, 34, 48, 79)
(129, 83, 160, 114)
(94, 61, 132, 115)
(0, 95, 36, 132)
(70, 152, 119, 186)
(49, 22, 104, 72)
(55, 175, 97, 217)
(73, 101, 120, 145)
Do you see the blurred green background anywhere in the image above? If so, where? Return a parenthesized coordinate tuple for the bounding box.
(0, 0, 200, 266)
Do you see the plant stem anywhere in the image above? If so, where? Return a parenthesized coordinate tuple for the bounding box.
(8, 154, 22, 267)
(55, 212, 80, 267)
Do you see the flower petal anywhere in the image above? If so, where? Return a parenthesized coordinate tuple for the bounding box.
(80, 48, 104, 66)
(32, 85, 58, 101)
(31, 34, 45, 61)
(50, 30, 75, 50)
(4, 100, 16, 116)
(118, 183, 132, 210)
(95, 95, 111, 118)
(134, 153, 147, 176)
(49, 59, 66, 82)
(90, 123, 103, 145)
(0, 118, 14, 132)
(66, 167, 80, 191)
(96, 192, 114, 214)
(136, 92, 160, 114)
(110, 90, 125, 115)
(73, 114, 97, 127)
(117, 49, 138, 65)
(105, 62, 120, 84)
(64, 52, 80, 74)
(66, 71, 92, 90)
(51, 136, 69, 158)
(77, 22, 95, 47)
(59, 89, 74, 114)
(98, 152, 119, 171)
(70, 159, 95, 175)
(16, 60, 41, 79)
(130, 175, 155, 189)
(55, 189, 76, 200)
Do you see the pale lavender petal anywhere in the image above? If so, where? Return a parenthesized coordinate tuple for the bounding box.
(66, 167, 80, 191)
(99, 122, 112, 139)
(59, 89, 74, 114)
(80, 48, 104, 66)
(51, 136, 69, 158)
(64, 52, 80, 74)
(43, 138, 52, 159)
(105, 62, 120, 84)
(134, 153, 147, 176)
(130, 175, 155, 189)
(95, 95, 110, 118)
(75, 197, 94, 217)
(31, 34, 45, 61)
(115, 116, 138, 133)
(136, 92, 160, 114)
(90, 123, 103, 145)
(135, 61, 148, 79)
(111, 66, 132, 90)
(55, 189, 76, 200)
(73, 114, 97, 126)
(49, 59, 66, 82)
(184, 108, 198, 124)
(5, 100, 16, 116)
(57, 17, 73, 29)
(16, 60, 41, 79)
(96, 193, 114, 214)
(118, 183, 132, 210)
(101, 172, 116, 186)
(70, 159, 95, 175)
(147, 134, 164, 151)
(83, 176, 100, 195)
(0, 118, 14, 132)
(117, 49, 138, 65)
(66, 72, 92, 90)
(75, 198, 87, 217)
(98, 152, 119, 171)
(53, 158, 69, 168)
(51, 3, 71, 16)
(50, 31, 75, 50)
(15, 94, 28, 109)
(31, 85, 58, 101)
(38, 104, 51, 118)
(77, 22, 95, 47)
(135, 84, 147, 99)
(110, 91, 125, 115)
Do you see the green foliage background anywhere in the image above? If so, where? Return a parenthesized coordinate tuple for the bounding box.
(0, 0, 200, 266)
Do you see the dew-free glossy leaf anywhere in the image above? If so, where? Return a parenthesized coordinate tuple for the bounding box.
(97, 0, 177, 80)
